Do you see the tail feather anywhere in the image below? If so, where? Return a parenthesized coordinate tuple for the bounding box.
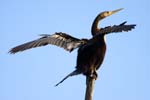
(55, 70, 81, 87)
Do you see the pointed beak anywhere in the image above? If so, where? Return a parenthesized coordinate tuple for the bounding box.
(110, 8, 123, 15)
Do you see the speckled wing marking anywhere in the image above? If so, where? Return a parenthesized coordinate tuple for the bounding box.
(98, 21, 136, 35)
(9, 32, 87, 54)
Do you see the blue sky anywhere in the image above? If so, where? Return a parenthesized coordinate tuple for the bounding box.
(1, 0, 150, 100)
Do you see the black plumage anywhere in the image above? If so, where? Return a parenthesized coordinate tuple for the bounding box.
(9, 8, 136, 86)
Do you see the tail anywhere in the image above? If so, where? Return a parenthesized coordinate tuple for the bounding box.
(55, 70, 81, 87)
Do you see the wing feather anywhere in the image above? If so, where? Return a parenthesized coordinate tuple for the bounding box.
(98, 21, 136, 35)
(9, 32, 86, 54)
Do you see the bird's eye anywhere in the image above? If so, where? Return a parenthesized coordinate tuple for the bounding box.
(103, 11, 109, 16)
(106, 11, 109, 14)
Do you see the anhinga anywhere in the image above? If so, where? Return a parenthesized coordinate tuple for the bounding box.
(9, 8, 136, 86)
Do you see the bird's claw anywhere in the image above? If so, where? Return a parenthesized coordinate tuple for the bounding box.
(89, 72, 98, 80)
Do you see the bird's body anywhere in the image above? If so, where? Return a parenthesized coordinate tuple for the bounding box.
(76, 34, 106, 78)
(9, 8, 136, 86)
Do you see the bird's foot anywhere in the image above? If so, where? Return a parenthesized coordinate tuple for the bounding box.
(89, 71, 98, 80)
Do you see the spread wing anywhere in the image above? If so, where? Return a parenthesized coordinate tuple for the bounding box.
(98, 21, 136, 35)
(9, 32, 87, 54)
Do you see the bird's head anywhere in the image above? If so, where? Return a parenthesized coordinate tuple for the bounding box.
(91, 8, 124, 36)
(99, 8, 123, 19)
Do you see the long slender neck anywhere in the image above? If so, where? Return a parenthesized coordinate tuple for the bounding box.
(91, 14, 104, 36)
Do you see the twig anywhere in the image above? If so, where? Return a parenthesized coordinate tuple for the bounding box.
(85, 76, 95, 100)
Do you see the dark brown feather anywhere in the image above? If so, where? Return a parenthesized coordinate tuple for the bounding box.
(9, 32, 86, 54)
(98, 22, 136, 35)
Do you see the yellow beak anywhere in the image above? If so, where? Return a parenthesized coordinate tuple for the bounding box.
(109, 8, 123, 15)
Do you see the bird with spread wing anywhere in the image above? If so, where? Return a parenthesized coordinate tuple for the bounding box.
(9, 8, 136, 86)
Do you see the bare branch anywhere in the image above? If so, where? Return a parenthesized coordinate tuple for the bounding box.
(85, 76, 95, 100)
